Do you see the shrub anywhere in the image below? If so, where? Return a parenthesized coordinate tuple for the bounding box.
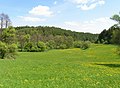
(59, 44, 67, 49)
(74, 41, 82, 48)
(30, 46, 38, 52)
(23, 41, 46, 52)
(80, 41, 91, 50)
(37, 41, 46, 52)
(0, 42, 8, 59)
(7, 44, 17, 59)
(0, 42, 17, 59)
(24, 42, 33, 52)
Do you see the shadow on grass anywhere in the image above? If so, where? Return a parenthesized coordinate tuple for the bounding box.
(95, 63, 120, 68)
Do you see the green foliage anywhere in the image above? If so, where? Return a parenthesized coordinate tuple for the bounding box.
(98, 25, 120, 44)
(98, 13, 120, 45)
(37, 41, 46, 52)
(15, 26, 98, 43)
(24, 42, 33, 52)
(59, 44, 67, 49)
(24, 34, 30, 43)
(1, 26, 16, 44)
(74, 41, 82, 48)
(74, 41, 91, 50)
(53, 36, 74, 49)
(80, 41, 91, 50)
(7, 44, 17, 59)
(46, 40, 56, 49)
(0, 42, 17, 59)
(54, 36, 65, 49)
(110, 14, 120, 24)
(112, 29, 120, 45)
(8, 43, 17, 53)
(0, 27, 17, 59)
(0, 42, 7, 59)
(14, 26, 98, 51)
(30, 46, 38, 52)
(45, 36, 74, 49)
(17, 34, 30, 51)
(23, 41, 46, 52)
(65, 36, 74, 48)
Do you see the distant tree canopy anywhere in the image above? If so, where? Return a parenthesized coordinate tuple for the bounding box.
(15, 26, 98, 51)
(15, 26, 98, 42)
(14, 26, 98, 51)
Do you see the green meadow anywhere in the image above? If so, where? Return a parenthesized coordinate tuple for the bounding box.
(0, 44, 120, 88)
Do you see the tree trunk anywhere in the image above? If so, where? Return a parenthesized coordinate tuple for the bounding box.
(1, 17, 3, 29)
(0, 18, 3, 41)
(5, 20, 8, 28)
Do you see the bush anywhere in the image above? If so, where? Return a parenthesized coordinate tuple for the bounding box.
(80, 41, 91, 50)
(23, 41, 46, 52)
(37, 41, 46, 52)
(59, 44, 67, 49)
(74, 41, 82, 48)
(7, 44, 17, 59)
(74, 41, 90, 50)
(24, 42, 33, 52)
(0, 42, 8, 59)
(30, 46, 38, 52)
(0, 42, 17, 59)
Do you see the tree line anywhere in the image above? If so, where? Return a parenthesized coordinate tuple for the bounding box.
(15, 26, 96, 52)
(0, 12, 120, 59)
(0, 13, 98, 59)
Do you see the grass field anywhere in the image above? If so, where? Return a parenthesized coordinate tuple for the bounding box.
(0, 44, 120, 88)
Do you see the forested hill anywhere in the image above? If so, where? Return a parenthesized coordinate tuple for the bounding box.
(15, 26, 98, 42)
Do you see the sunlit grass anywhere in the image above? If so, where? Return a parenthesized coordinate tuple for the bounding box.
(0, 44, 120, 88)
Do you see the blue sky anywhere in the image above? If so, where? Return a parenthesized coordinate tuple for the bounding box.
(0, 0, 119, 33)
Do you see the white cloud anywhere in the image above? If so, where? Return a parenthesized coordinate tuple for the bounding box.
(71, 0, 90, 4)
(98, 0, 105, 5)
(77, 3, 97, 10)
(19, 16, 46, 22)
(64, 17, 116, 33)
(54, 1, 57, 5)
(66, 0, 105, 10)
(29, 5, 53, 17)
(65, 21, 80, 26)
(16, 5, 54, 25)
